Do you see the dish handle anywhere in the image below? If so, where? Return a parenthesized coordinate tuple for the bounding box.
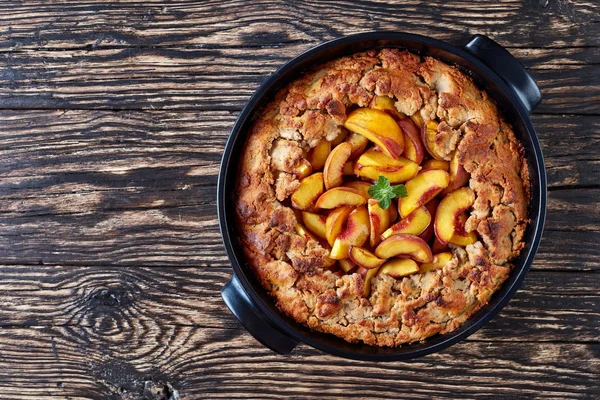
(464, 34, 542, 113)
(221, 274, 299, 354)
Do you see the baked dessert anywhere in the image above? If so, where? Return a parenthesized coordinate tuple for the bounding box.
(234, 48, 530, 347)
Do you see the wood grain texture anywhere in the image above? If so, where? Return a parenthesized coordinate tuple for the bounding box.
(0, 326, 597, 400)
(0, 266, 598, 343)
(1, 0, 599, 397)
(1, 0, 598, 51)
(0, 110, 598, 268)
(0, 46, 597, 114)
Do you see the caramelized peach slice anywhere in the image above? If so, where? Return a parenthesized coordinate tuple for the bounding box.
(291, 158, 313, 180)
(422, 159, 450, 172)
(330, 206, 370, 259)
(324, 142, 352, 190)
(398, 119, 425, 164)
(343, 161, 354, 175)
(422, 120, 446, 160)
(441, 151, 471, 196)
(330, 128, 348, 146)
(371, 95, 407, 120)
(338, 258, 356, 273)
(307, 139, 331, 171)
(302, 211, 327, 241)
(291, 172, 324, 211)
(295, 224, 316, 242)
(431, 237, 449, 253)
(368, 199, 392, 248)
(379, 258, 419, 278)
(359, 265, 382, 297)
(449, 213, 477, 246)
(410, 113, 424, 129)
(419, 198, 439, 242)
(325, 206, 353, 246)
(375, 234, 433, 263)
(388, 199, 398, 222)
(434, 187, 476, 244)
(420, 252, 453, 273)
(354, 149, 419, 184)
(450, 231, 478, 246)
(381, 206, 431, 239)
(344, 108, 405, 159)
(399, 169, 450, 217)
(349, 247, 385, 270)
(345, 133, 370, 159)
(315, 187, 367, 209)
(343, 181, 372, 198)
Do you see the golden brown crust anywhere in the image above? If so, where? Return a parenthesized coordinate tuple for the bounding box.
(234, 49, 530, 346)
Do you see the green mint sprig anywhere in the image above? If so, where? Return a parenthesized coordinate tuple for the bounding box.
(368, 176, 408, 210)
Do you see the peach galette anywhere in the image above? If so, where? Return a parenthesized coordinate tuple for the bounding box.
(235, 49, 530, 346)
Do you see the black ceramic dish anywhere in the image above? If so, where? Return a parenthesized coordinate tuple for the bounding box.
(218, 32, 546, 361)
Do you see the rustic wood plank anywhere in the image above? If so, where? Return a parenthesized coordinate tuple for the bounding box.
(0, 46, 597, 114)
(0, 189, 598, 269)
(0, 111, 597, 209)
(0, 326, 597, 399)
(0, 109, 597, 268)
(1, 0, 598, 51)
(0, 266, 597, 344)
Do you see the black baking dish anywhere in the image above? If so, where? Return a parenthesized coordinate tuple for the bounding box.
(218, 32, 546, 361)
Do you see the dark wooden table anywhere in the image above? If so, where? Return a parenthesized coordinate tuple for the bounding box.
(0, 1, 598, 398)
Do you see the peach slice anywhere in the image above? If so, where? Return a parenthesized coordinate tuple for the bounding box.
(371, 95, 407, 120)
(419, 198, 439, 242)
(449, 212, 477, 246)
(325, 206, 353, 246)
(349, 247, 385, 269)
(399, 169, 450, 217)
(422, 159, 450, 172)
(291, 172, 324, 211)
(441, 151, 471, 196)
(324, 142, 352, 190)
(375, 234, 433, 263)
(410, 113, 424, 129)
(330, 128, 348, 146)
(431, 237, 449, 253)
(420, 252, 453, 273)
(434, 187, 476, 245)
(343, 181, 372, 198)
(302, 211, 327, 240)
(450, 231, 477, 246)
(343, 161, 354, 175)
(330, 206, 370, 259)
(338, 258, 356, 273)
(368, 199, 392, 248)
(345, 133, 370, 159)
(389, 200, 398, 223)
(379, 258, 419, 278)
(307, 139, 331, 171)
(291, 158, 313, 180)
(344, 108, 405, 159)
(354, 149, 419, 184)
(295, 224, 317, 242)
(315, 187, 367, 209)
(359, 265, 382, 297)
(422, 120, 446, 160)
(398, 118, 425, 164)
(381, 206, 431, 240)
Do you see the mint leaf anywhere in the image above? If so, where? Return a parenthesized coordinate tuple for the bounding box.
(368, 176, 408, 210)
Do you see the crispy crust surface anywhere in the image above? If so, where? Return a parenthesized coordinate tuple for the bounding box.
(234, 49, 530, 347)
